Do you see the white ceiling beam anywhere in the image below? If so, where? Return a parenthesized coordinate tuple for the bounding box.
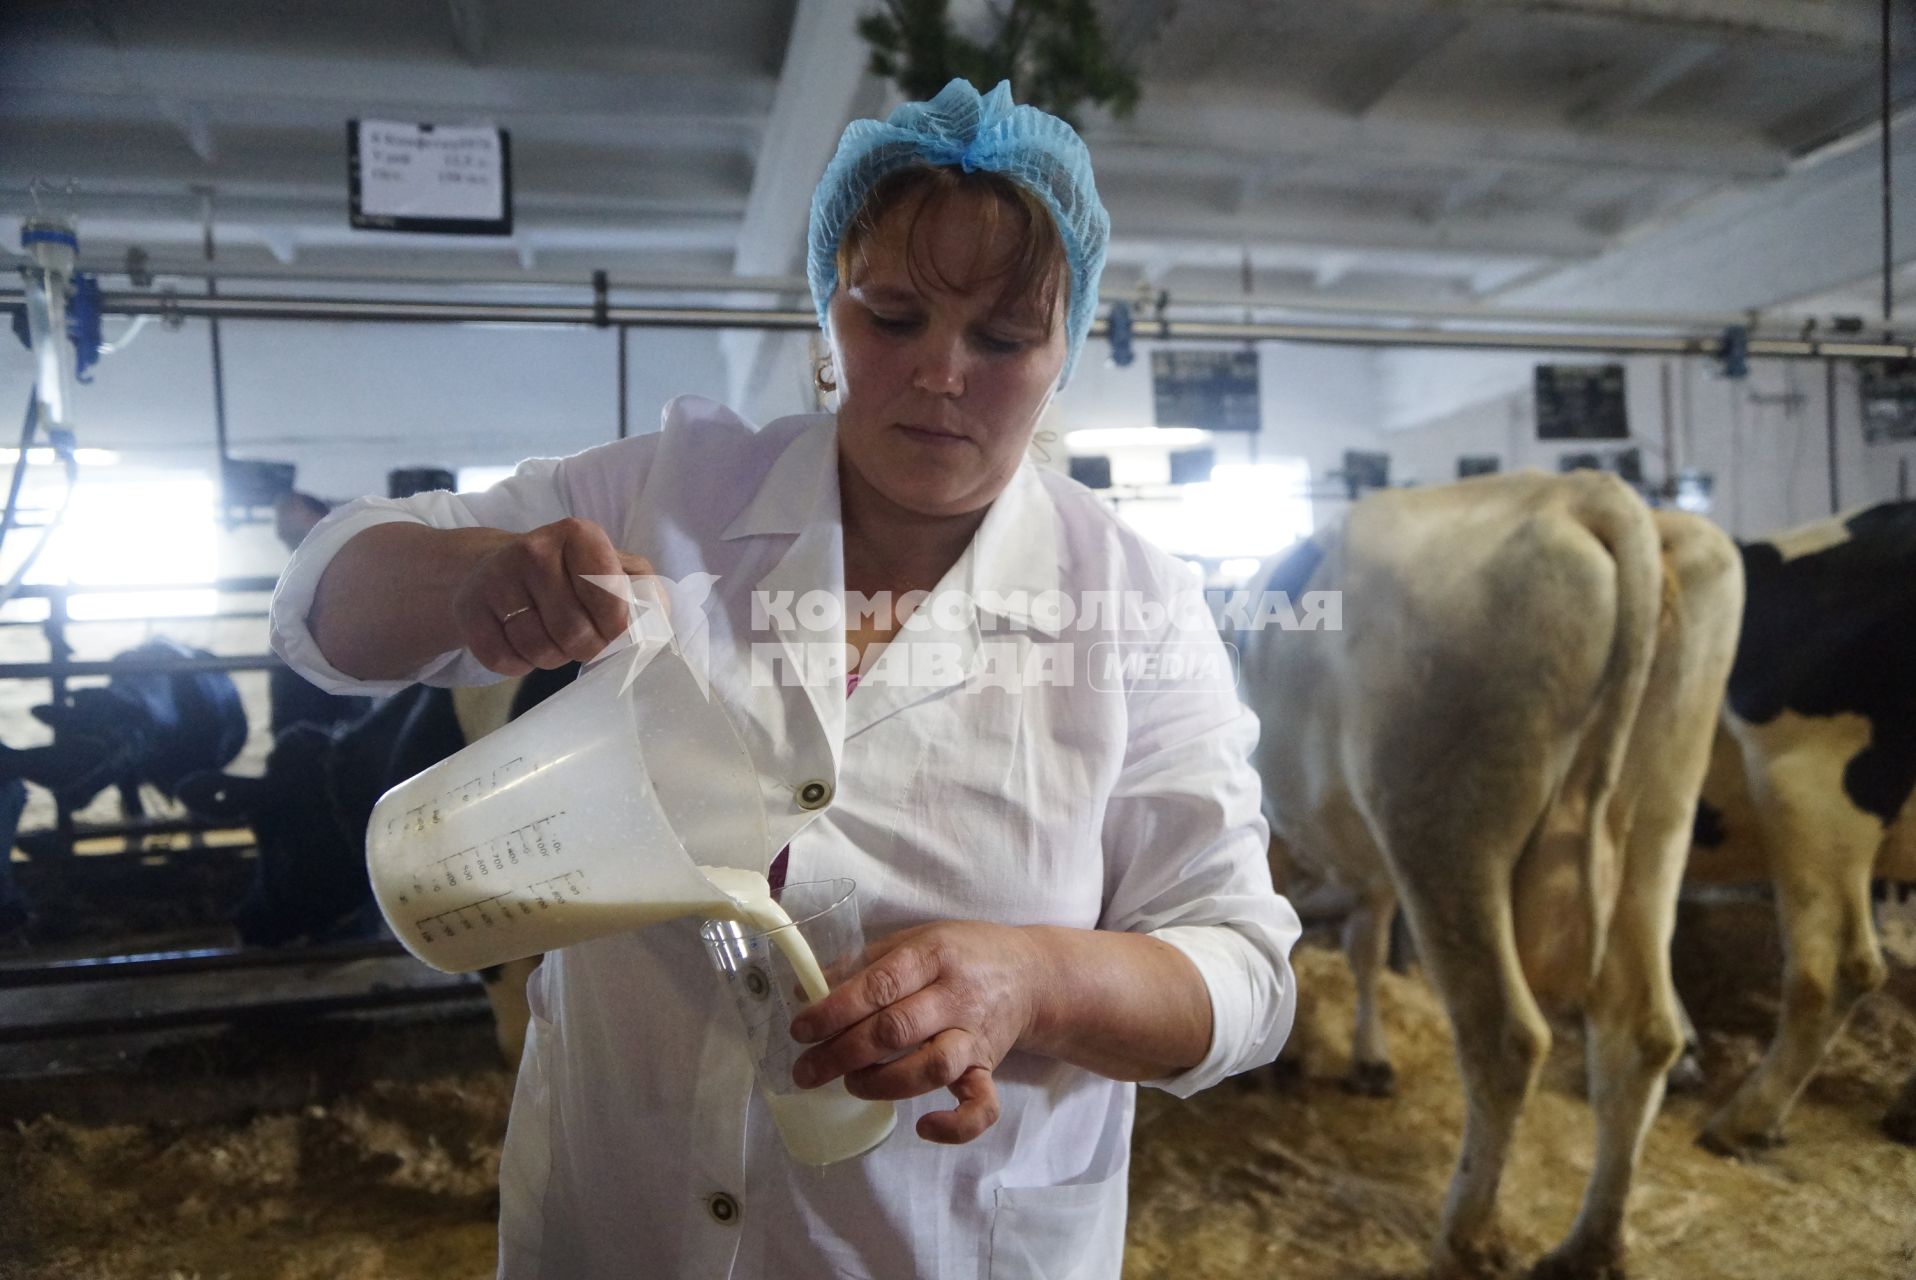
(1341, 0, 1893, 53)
(1428, 167, 1507, 219)
(3, 36, 777, 122)
(447, 0, 489, 65)
(254, 228, 299, 266)
(1108, 192, 1612, 261)
(1313, 253, 1360, 289)
(1095, 85, 1789, 181)
(0, 91, 763, 159)
(1324, 13, 1471, 116)
(1765, 54, 1916, 148)
(1566, 38, 1721, 128)
(720, 0, 870, 416)
(1495, 107, 1916, 317)
(154, 98, 217, 164)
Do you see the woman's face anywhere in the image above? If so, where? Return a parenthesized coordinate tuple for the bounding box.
(827, 189, 1068, 519)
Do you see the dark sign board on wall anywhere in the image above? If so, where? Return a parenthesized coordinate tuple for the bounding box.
(1068, 455, 1113, 490)
(1558, 448, 1642, 484)
(1151, 349, 1261, 432)
(1458, 455, 1501, 478)
(1861, 360, 1916, 443)
(1341, 450, 1390, 501)
(1536, 364, 1628, 440)
(1169, 447, 1216, 484)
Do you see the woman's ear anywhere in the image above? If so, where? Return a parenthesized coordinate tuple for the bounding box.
(811, 326, 838, 410)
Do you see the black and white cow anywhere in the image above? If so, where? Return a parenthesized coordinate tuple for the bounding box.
(1239, 471, 1744, 1279)
(0, 637, 247, 815)
(178, 665, 576, 1067)
(1686, 501, 1916, 1151)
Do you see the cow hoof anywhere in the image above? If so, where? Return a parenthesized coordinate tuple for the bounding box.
(1663, 1051, 1705, 1095)
(1529, 1243, 1625, 1280)
(1430, 1235, 1516, 1279)
(1344, 1060, 1396, 1098)
(1695, 1126, 1785, 1159)
(1881, 1107, 1916, 1147)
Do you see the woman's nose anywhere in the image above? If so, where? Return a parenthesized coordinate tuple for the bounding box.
(911, 335, 966, 398)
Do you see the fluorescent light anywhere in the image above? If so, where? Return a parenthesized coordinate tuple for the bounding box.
(1114, 459, 1314, 560)
(0, 447, 120, 466)
(1066, 427, 1210, 449)
(1219, 557, 1264, 581)
(1, 475, 219, 619)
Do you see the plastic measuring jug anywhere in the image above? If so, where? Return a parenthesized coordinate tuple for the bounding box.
(365, 644, 771, 973)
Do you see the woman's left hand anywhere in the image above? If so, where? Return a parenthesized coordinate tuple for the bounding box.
(788, 921, 1043, 1145)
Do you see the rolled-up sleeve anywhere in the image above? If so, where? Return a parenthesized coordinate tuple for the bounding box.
(1097, 613, 1301, 1098)
(269, 456, 575, 696)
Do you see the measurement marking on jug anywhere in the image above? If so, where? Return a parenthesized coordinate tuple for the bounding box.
(416, 892, 511, 939)
(393, 812, 570, 906)
(410, 869, 588, 942)
(388, 757, 533, 838)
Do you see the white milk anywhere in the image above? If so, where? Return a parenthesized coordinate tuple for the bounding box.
(699, 867, 898, 1166)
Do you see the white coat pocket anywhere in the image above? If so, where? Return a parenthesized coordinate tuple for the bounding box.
(986, 1167, 1128, 1280)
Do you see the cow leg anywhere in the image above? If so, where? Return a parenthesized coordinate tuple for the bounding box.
(1701, 788, 1886, 1152)
(481, 955, 543, 1072)
(1392, 879, 1549, 1277)
(1536, 854, 1687, 1279)
(1342, 886, 1399, 1097)
(1884, 1065, 1916, 1146)
(1660, 989, 1705, 1094)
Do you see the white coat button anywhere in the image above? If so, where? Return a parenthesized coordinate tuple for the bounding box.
(707, 1192, 741, 1225)
(797, 779, 833, 810)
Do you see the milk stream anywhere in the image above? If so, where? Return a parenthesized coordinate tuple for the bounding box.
(699, 867, 897, 1165)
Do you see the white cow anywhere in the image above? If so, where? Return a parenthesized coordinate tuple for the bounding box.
(1240, 471, 1742, 1278)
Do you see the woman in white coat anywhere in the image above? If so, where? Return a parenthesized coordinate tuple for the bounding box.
(272, 80, 1300, 1279)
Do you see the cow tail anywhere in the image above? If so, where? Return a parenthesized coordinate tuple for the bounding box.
(1570, 478, 1665, 977)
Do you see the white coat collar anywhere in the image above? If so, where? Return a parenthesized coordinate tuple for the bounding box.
(721, 414, 838, 542)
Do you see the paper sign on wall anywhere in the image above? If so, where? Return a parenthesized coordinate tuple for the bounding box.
(349, 120, 512, 235)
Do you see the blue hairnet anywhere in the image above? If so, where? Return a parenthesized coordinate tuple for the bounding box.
(807, 79, 1110, 385)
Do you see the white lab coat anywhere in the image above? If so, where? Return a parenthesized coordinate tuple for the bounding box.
(271, 396, 1300, 1280)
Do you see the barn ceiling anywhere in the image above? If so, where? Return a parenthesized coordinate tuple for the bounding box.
(1, 0, 1912, 321)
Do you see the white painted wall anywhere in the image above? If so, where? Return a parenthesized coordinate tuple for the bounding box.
(1375, 349, 1916, 540)
(0, 315, 732, 498)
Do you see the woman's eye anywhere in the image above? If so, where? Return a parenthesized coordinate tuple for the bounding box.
(977, 333, 1029, 355)
(869, 312, 919, 334)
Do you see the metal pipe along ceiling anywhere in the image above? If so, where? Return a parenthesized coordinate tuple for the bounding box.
(1, 289, 1911, 362)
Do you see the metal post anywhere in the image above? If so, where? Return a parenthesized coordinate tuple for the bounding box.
(47, 585, 74, 861)
(1885, 0, 1897, 326)
(199, 191, 231, 471)
(1660, 360, 1677, 494)
(1826, 360, 1841, 514)
(617, 325, 630, 440)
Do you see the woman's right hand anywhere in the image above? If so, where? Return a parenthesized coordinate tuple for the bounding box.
(450, 517, 656, 676)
